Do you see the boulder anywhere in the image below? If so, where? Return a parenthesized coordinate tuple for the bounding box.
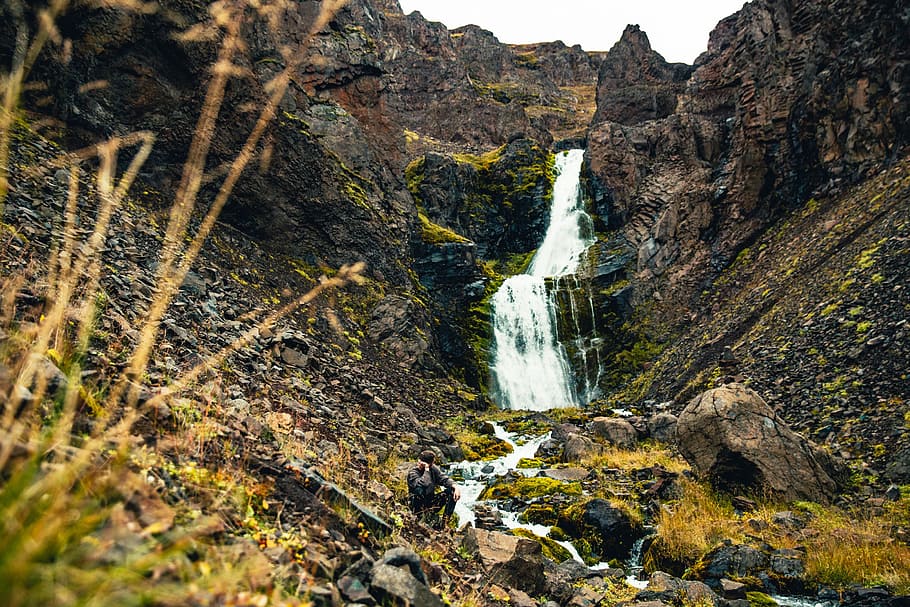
(370, 563, 444, 607)
(637, 571, 723, 607)
(647, 412, 678, 444)
(694, 543, 769, 589)
(580, 498, 642, 561)
(676, 384, 843, 503)
(562, 433, 603, 463)
(591, 417, 639, 448)
(460, 527, 545, 595)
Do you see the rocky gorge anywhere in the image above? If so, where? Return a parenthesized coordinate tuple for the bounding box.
(1, 0, 909, 606)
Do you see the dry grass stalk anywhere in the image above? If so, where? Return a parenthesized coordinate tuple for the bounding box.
(0, 0, 355, 604)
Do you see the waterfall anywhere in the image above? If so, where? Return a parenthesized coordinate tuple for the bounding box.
(490, 149, 595, 411)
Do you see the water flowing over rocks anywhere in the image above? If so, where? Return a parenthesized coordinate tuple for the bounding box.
(677, 384, 845, 503)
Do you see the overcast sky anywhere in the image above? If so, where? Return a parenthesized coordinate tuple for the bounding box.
(396, 0, 748, 64)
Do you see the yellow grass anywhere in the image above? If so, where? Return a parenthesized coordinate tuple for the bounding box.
(582, 442, 689, 473)
(645, 480, 742, 568)
(803, 509, 910, 594)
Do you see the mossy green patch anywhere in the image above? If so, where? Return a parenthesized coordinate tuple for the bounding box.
(417, 212, 471, 245)
(519, 503, 558, 526)
(511, 528, 572, 563)
(479, 476, 581, 500)
(460, 434, 513, 461)
(746, 591, 778, 606)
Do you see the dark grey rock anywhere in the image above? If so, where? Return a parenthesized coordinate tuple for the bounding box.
(370, 563, 445, 607)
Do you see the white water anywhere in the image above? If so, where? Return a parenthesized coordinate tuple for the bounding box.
(451, 424, 612, 569)
(491, 149, 595, 410)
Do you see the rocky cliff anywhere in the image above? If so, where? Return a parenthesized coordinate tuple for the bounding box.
(588, 0, 909, 318)
(583, 0, 910, 476)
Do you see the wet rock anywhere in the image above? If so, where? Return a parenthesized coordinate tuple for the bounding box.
(677, 384, 844, 502)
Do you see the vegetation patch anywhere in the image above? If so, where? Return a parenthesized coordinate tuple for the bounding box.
(417, 211, 471, 245)
(479, 476, 582, 500)
(511, 528, 572, 563)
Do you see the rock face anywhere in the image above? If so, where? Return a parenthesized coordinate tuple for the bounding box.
(407, 138, 555, 261)
(6, 0, 603, 378)
(677, 384, 843, 502)
(587, 1, 910, 314)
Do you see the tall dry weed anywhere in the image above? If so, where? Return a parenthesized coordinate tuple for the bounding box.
(0, 0, 357, 604)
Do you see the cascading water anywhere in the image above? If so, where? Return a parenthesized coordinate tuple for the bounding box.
(490, 149, 595, 410)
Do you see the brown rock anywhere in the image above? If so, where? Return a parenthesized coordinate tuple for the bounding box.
(677, 384, 843, 502)
(591, 416, 639, 448)
(460, 527, 545, 595)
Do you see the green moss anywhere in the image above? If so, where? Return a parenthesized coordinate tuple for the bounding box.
(417, 212, 471, 245)
(453, 145, 505, 171)
(460, 434, 513, 461)
(479, 477, 581, 500)
(514, 51, 539, 69)
(746, 592, 778, 606)
(511, 528, 572, 563)
(516, 457, 546, 469)
(405, 157, 426, 202)
(519, 503, 558, 526)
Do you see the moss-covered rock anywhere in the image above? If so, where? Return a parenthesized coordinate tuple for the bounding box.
(406, 138, 555, 263)
(511, 528, 572, 564)
(519, 503, 559, 526)
(479, 476, 582, 500)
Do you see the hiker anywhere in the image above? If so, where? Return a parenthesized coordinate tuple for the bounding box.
(407, 450, 460, 527)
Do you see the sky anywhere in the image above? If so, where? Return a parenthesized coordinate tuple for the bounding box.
(396, 0, 748, 64)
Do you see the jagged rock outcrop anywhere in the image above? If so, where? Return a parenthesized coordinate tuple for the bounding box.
(677, 384, 845, 502)
(592, 25, 692, 126)
(6, 0, 606, 377)
(587, 0, 910, 314)
(407, 138, 555, 260)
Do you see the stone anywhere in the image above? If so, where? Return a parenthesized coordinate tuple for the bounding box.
(647, 412, 678, 444)
(280, 347, 309, 368)
(580, 498, 641, 561)
(695, 543, 769, 586)
(590, 417, 639, 448)
(720, 578, 747, 599)
(562, 433, 603, 462)
(376, 547, 428, 585)
(370, 563, 444, 607)
(460, 527, 545, 595)
(541, 467, 590, 481)
(337, 575, 373, 604)
(677, 384, 843, 502)
(508, 588, 537, 607)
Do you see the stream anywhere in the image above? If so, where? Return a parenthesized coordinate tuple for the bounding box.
(447, 424, 838, 606)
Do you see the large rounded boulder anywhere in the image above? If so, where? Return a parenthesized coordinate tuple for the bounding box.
(677, 384, 844, 503)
